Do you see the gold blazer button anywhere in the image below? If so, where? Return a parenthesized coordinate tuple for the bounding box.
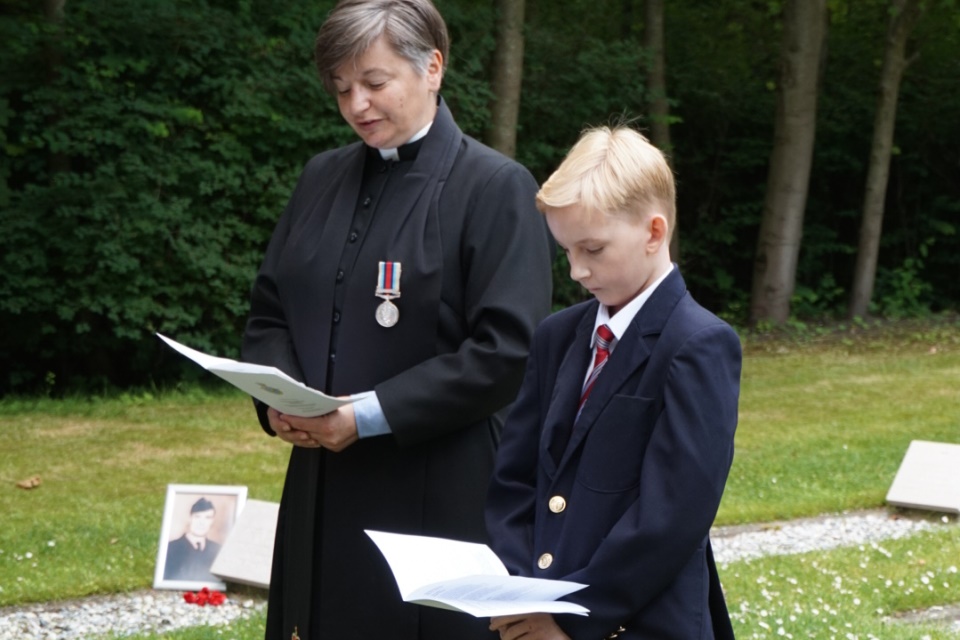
(537, 553, 553, 569)
(548, 495, 567, 513)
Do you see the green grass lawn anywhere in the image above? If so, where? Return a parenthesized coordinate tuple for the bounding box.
(723, 526, 960, 639)
(0, 388, 288, 606)
(726, 322, 960, 523)
(1, 318, 958, 638)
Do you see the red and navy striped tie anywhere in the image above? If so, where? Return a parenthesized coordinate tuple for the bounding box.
(577, 324, 615, 419)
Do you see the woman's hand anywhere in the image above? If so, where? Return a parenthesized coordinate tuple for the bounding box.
(267, 404, 359, 452)
(489, 613, 571, 640)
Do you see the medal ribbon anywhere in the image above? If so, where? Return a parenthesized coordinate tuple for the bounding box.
(376, 261, 402, 298)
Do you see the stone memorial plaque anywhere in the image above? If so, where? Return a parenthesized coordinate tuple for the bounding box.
(886, 440, 960, 514)
(210, 499, 279, 589)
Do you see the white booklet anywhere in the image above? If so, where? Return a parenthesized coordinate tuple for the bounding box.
(157, 333, 355, 417)
(365, 530, 589, 618)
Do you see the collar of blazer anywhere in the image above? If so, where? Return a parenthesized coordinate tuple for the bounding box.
(547, 268, 687, 473)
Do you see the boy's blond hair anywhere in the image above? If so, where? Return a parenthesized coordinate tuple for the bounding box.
(536, 126, 676, 236)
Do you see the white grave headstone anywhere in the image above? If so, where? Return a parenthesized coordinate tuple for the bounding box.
(885, 440, 960, 514)
(210, 499, 279, 589)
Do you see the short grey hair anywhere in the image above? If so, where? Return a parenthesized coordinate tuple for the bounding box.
(315, 0, 449, 95)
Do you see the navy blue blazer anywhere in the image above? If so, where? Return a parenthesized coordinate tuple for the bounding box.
(487, 268, 741, 640)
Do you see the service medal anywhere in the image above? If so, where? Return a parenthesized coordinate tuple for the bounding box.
(375, 261, 401, 328)
(375, 299, 400, 327)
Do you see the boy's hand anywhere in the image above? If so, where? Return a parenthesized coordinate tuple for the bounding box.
(489, 613, 570, 640)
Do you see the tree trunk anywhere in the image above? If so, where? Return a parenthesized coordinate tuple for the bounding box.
(749, 0, 828, 325)
(486, 0, 526, 158)
(847, 0, 923, 319)
(644, 0, 679, 260)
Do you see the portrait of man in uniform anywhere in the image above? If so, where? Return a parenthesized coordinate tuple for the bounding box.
(153, 484, 247, 590)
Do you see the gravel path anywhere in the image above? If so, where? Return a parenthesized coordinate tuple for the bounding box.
(710, 508, 947, 564)
(0, 509, 955, 639)
(0, 591, 265, 640)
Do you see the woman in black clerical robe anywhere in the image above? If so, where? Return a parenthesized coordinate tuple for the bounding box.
(241, 1, 554, 638)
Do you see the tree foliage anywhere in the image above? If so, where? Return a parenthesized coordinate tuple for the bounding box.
(1, 0, 343, 390)
(1, 0, 958, 393)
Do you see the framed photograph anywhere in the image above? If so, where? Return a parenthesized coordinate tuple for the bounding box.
(153, 484, 247, 591)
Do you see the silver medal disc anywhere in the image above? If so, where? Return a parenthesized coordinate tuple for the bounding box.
(376, 300, 399, 327)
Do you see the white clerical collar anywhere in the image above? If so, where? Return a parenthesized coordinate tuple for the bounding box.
(378, 121, 433, 161)
(592, 264, 674, 346)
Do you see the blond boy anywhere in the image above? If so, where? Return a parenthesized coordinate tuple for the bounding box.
(486, 126, 741, 640)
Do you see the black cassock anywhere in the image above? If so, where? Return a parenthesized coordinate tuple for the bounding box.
(243, 98, 554, 640)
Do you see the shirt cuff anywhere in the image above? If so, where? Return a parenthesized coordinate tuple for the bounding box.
(351, 391, 392, 438)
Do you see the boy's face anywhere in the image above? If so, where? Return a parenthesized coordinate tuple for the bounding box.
(545, 205, 667, 316)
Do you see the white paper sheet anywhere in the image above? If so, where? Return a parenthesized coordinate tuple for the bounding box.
(157, 333, 355, 417)
(365, 530, 589, 618)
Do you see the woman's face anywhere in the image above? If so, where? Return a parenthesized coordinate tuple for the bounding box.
(332, 36, 442, 150)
